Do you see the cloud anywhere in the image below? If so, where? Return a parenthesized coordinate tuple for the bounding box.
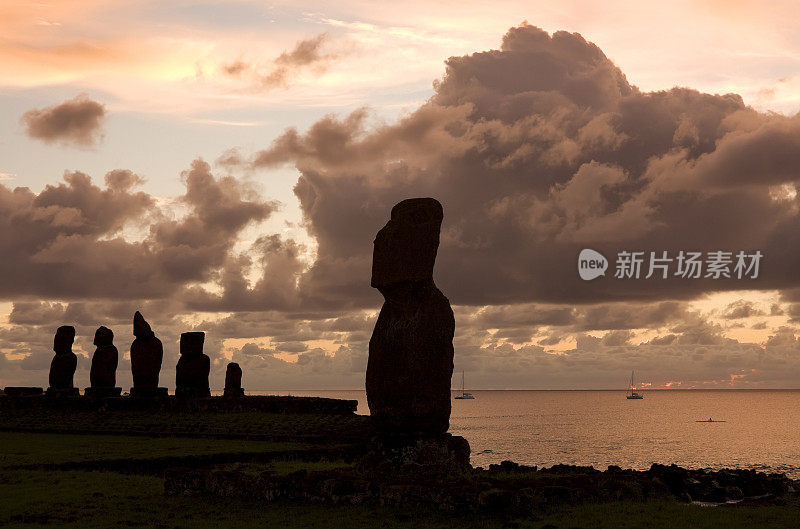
(20, 94, 106, 147)
(222, 60, 248, 77)
(220, 34, 336, 91)
(5, 24, 800, 390)
(0, 159, 275, 301)
(721, 300, 765, 319)
(212, 23, 800, 311)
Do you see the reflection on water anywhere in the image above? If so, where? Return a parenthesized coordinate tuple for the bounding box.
(250, 389, 800, 479)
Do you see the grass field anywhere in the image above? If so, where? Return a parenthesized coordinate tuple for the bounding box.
(1, 413, 799, 528)
(2, 466, 800, 529)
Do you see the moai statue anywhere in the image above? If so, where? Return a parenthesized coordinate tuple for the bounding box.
(85, 326, 121, 397)
(130, 311, 167, 398)
(365, 198, 455, 435)
(223, 362, 244, 398)
(47, 326, 79, 397)
(175, 332, 210, 398)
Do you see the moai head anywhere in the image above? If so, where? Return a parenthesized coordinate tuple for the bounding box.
(180, 332, 205, 356)
(225, 362, 243, 388)
(133, 311, 152, 338)
(371, 198, 443, 292)
(53, 326, 76, 355)
(93, 326, 114, 347)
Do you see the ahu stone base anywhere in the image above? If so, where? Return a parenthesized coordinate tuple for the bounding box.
(46, 387, 80, 397)
(84, 387, 122, 398)
(129, 387, 169, 399)
(356, 434, 471, 478)
(3, 387, 43, 397)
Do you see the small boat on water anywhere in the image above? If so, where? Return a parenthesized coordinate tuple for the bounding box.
(454, 371, 475, 400)
(626, 370, 644, 399)
(696, 418, 726, 423)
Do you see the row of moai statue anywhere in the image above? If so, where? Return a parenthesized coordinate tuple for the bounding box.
(38, 311, 244, 398)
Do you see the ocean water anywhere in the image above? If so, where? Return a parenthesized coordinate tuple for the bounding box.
(260, 389, 800, 479)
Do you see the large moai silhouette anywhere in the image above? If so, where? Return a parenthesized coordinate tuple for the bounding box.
(223, 362, 244, 398)
(366, 198, 455, 435)
(86, 326, 121, 397)
(175, 332, 211, 398)
(130, 311, 166, 397)
(47, 325, 78, 396)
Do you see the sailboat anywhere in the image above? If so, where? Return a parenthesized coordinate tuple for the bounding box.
(454, 371, 475, 399)
(626, 370, 644, 399)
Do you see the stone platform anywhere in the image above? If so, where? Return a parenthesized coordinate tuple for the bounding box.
(0, 392, 358, 415)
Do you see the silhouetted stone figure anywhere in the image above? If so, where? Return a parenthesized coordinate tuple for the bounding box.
(223, 362, 244, 398)
(47, 326, 79, 397)
(366, 198, 455, 435)
(130, 311, 166, 398)
(85, 326, 121, 397)
(175, 332, 210, 398)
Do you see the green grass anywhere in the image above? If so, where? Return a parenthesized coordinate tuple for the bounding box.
(1, 469, 799, 529)
(0, 416, 798, 528)
(0, 409, 371, 440)
(214, 459, 354, 476)
(0, 432, 305, 468)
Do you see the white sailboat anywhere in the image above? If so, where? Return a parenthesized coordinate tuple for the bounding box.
(626, 370, 644, 399)
(454, 370, 475, 399)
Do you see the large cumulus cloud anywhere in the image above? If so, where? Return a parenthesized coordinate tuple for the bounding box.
(0, 159, 275, 300)
(214, 23, 800, 310)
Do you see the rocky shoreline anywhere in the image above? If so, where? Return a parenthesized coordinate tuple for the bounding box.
(165, 459, 798, 514)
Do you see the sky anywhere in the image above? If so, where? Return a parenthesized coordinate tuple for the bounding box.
(2, 0, 800, 390)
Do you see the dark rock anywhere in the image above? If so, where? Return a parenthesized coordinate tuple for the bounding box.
(477, 488, 514, 511)
(648, 463, 690, 495)
(545, 464, 600, 474)
(48, 326, 77, 391)
(532, 485, 578, 505)
(223, 362, 244, 398)
(89, 326, 119, 388)
(366, 198, 454, 435)
(724, 486, 744, 501)
(357, 433, 471, 478)
(130, 312, 164, 391)
(487, 460, 538, 473)
(477, 487, 535, 514)
(767, 475, 792, 495)
(175, 332, 210, 398)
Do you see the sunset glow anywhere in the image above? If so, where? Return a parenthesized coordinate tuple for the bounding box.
(2, 1, 800, 391)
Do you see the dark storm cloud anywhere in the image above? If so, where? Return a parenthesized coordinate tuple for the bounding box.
(20, 94, 106, 147)
(215, 23, 800, 311)
(0, 159, 275, 300)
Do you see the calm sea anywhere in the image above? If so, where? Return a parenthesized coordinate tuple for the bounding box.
(253, 389, 800, 479)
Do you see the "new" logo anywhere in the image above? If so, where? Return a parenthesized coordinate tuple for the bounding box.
(578, 249, 608, 280)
